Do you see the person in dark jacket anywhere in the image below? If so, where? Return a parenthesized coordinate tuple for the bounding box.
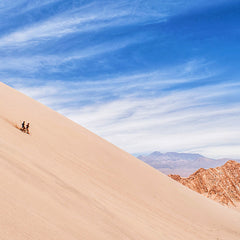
(21, 121, 25, 132)
(26, 123, 30, 134)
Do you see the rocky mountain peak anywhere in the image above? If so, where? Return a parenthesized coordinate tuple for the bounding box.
(169, 160, 240, 207)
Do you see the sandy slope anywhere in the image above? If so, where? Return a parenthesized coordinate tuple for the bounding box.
(0, 82, 239, 240)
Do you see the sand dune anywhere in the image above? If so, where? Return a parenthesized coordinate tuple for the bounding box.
(0, 82, 239, 240)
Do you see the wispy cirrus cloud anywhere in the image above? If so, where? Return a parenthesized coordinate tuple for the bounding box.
(63, 82, 240, 159)
(0, 33, 153, 76)
(10, 60, 214, 106)
(2, 0, 221, 48)
(14, 77, 240, 160)
(8, 60, 240, 159)
(0, 1, 167, 48)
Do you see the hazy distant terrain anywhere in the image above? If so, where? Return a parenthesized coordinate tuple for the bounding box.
(138, 152, 238, 177)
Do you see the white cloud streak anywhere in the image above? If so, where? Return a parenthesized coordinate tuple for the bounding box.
(0, 1, 166, 48)
(11, 60, 213, 104)
(64, 84, 240, 159)
(0, 34, 152, 74)
(8, 60, 240, 159)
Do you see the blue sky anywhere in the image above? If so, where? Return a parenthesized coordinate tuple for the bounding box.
(1, 0, 240, 158)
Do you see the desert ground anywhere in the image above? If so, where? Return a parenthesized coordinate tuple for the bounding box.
(0, 82, 240, 240)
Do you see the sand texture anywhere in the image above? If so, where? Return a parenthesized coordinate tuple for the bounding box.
(0, 82, 240, 240)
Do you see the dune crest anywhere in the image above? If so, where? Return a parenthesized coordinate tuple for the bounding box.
(0, 82, 240, 240)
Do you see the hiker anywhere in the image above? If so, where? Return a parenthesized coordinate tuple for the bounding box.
(26, 123, 30, 134)
(21, 121, 25, 132)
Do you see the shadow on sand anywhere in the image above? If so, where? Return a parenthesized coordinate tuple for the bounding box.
(0, 117, 30, 135)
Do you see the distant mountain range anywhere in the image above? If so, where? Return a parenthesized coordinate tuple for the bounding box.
(138, 151, 239, 177)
